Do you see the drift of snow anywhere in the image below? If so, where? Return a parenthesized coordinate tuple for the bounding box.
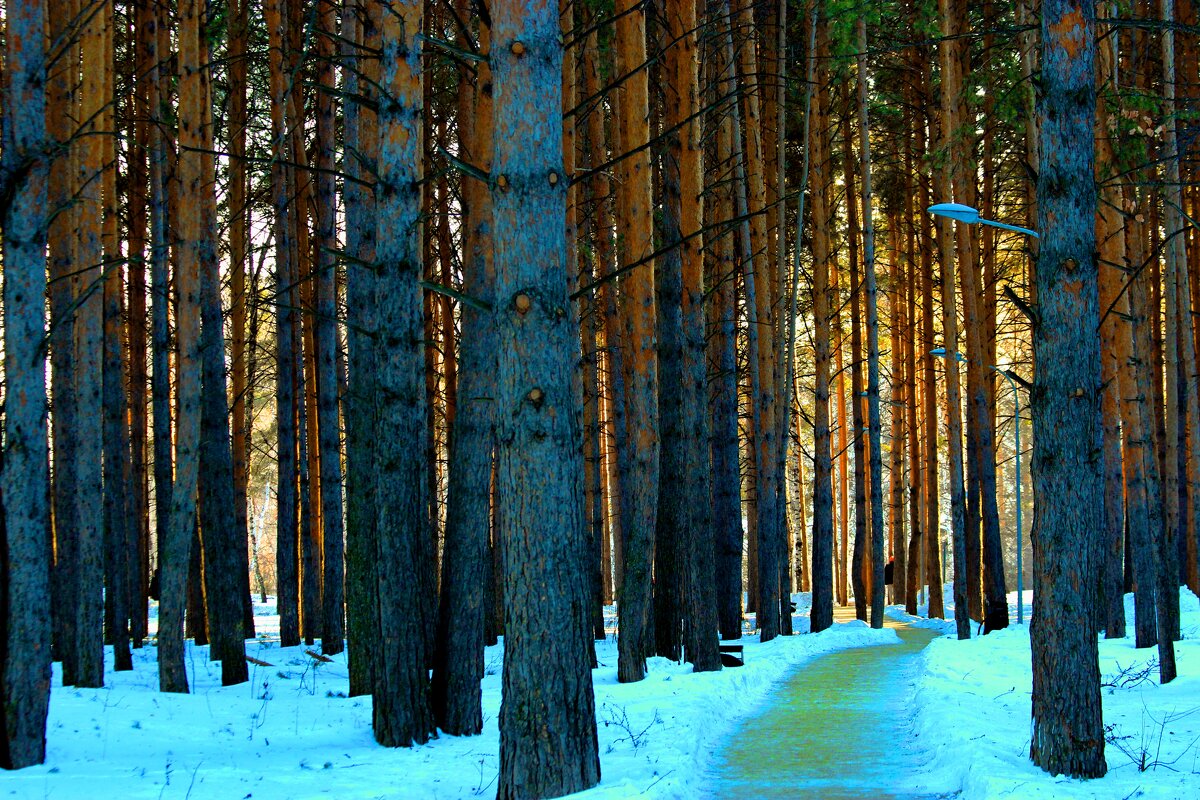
(2, 597, 897, 799)
(906, 587, 1200, 799)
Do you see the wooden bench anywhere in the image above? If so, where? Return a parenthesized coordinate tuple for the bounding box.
(719, 644, 744, 668)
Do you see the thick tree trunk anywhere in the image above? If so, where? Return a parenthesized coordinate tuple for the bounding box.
(48, 0, 81, 685)
(431, 8, 494, 736)
(372, 0, 436, 747)
(147, 0, 174, 666)
(1095, 15, 1127, 639)
(709, 39, 743, 639)
(809, 7, 836, 634)
(1, 0, 51, 766)
(314, 0, 346, 656)
(856, 17, 886, 629)
(1029, 0, 1107, 776)
(844, 110, 868, 623)
(196, 23, 249, 685)
(936, 0, 970, 641)
(160, 0, 206, 694)
(229, 0, 255, 640)
(669, 0, 720, 670)
(491, 0, 602, 794)
(1158, 0, 1187, 665)
(267, 0, 300, 649)
(615, 0, 660, 683)
(75, 0, 108, 691)
(343, 0, 380, 697)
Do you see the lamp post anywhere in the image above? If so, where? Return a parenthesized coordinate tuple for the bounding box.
(928, 202, 1038, 625)
(929, 347, 1026, 625)
(992, 367, 1024, 625)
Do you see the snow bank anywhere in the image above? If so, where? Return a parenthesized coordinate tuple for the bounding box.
(912, 588, 1200, 800)
(4, 600, 896, 799)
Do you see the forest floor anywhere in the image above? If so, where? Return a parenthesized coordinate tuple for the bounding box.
(5, 591, 1199, 799)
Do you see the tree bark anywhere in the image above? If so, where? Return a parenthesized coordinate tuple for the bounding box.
(160, 0, 206, 694)
(372, 0, 436, 747)
(343, 0, 380, 696)
(491, 0, 602, 794)
(615, 0, 660, 683)
(809, 6, 836, 634)
(1029, 0, 1107, 776)
(431, 6, 494, 735)
(1, 0, 51, 766)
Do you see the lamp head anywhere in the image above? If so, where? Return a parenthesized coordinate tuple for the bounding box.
(927, 202, 981, 224)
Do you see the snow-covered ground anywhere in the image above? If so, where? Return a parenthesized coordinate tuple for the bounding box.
(7, 589, 1199, 799)
(4, 597, 897, 800)
(904, 587, 1200, 799)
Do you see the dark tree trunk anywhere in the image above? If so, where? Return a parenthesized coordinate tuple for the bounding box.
(1029, 0, 1107, 777)
(430, 9, 494, 736)
(709, 48, 744, 639)
(48, 0, 80, 685)
(267, 0, 300, 649)
(74, 0, 108, 692)
(856, 17, 886, 630)
(160, 0, 206, 694)
(614, 0, 660, 684)
(1, 0, 51, 765)
(314, 0, 345, 658)
(103, 244, 134, 673)
(491, 0, 602, 792)
(342, 0, 379, 697)
(197, 36, 248, 683)
(372, 0, 436, 748)
(147, 0, 174, 667)
(809, 7, 835, 634)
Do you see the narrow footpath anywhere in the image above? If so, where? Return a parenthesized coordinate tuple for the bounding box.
(705, 608, 955, 799)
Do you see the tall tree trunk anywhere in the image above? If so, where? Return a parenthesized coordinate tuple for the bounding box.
(708, 28, 743, 639)
(160, 0, 206, 694)
(343, 0, 380, 696)
(1, 0, 51, 767)
(229, 0, 255, 640)
(372, 0, 436, 747)
(492, 0, 602, 794)
(128, 1, 152, 648)
(918, 59, 944, 618)
(267, 0, 300, 649)
(197, 19, 249, 685)
(1158, 0, 1187, 661)
(856, 17, 886, 629)
(809, 6, 836, 634)
(75, 0, 108, 690)
(48, 0, 81, 685)
(615, 0, 660, 683)
(148, 0, 174, 664)
(937, 0, 971, 641)
(844, 107, 868, 623)
(1124, 185, 1163, 649)
(314, 0, 346, 656)
(1095, 9, 1126, 638)
(1029, 0, 1107, 776)
(888, 216, 908, 609)
(669, 0, 720, 670)
(431, 7, 494, 735)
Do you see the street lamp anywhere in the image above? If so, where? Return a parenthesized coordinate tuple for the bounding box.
(992, 368, 1025, 625)
(929, 348, 1026, 625)
(927, 202, 1040, 239)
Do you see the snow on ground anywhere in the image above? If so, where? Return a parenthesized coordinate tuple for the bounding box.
(905, 587, 1200, 799)
(3, 597, 898, 800)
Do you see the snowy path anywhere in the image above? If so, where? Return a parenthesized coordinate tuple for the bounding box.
(703, 609, 958, 800)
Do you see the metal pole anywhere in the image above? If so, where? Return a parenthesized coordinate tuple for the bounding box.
(994, 368, 1023, 624)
